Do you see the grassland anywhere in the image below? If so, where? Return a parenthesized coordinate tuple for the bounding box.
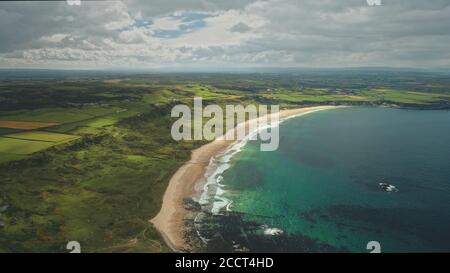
(0, 131, 79, 165)
(5, 131, 79, 143)
(0, 137, 55, 154)
(0, 71, 449, 253)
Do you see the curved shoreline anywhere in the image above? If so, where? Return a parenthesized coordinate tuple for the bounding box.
(150, 105, 342, 252)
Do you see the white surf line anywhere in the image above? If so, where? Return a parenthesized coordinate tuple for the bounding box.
(197, 107, 336, 216)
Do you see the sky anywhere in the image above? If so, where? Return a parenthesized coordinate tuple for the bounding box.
(0, 0, 450, 69)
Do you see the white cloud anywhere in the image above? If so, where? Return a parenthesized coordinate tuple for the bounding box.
(166, 9, 266, 48)
(150, 16, 184, 31)
(40, 34, 68, 43)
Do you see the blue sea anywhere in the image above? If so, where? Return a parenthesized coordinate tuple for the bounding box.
(199, 107, 450, 252)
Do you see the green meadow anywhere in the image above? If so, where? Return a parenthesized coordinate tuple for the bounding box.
(5, 131, 79, 143)
(0, 137, 55, 155)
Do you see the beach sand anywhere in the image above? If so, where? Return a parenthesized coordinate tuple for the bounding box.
(150, 105, 341, 252)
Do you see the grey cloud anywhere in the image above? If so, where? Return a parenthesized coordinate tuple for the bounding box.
(230, 22, 252, 33)
(0, 1, 133, 53)
(126, 0, 257, 16)
(240, 0, 450, 67)
(1, 0, 450, 68)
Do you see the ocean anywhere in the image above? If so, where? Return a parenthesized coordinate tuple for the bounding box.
(196, 107, 450, 252)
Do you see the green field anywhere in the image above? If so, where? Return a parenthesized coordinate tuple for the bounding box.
(0, 131, 79, 161)
(368, 89, 450, 104)
(0, 137, 55, 154)
(0, 106, 126, 125)
(0, 153, 27, 164)
(5, 131, 79, 143)
(1, 108, 93, 123)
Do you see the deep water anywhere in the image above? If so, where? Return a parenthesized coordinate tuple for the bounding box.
(214, 107, 450, 252)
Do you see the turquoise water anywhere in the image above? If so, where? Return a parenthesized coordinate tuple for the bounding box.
(219, 107, 450, 252)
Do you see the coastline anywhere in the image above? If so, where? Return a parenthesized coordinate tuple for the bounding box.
(150, 105, 342, 252)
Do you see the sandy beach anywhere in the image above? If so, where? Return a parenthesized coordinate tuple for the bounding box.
(150, 105, 341, 252)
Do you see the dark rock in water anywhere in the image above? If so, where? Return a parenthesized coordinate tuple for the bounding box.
(183, 198, 202, 211)
(231, 241, 250, 252)
(197, 211, 347, 253)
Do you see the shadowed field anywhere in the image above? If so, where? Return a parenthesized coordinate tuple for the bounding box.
(0, 120, 60, 130)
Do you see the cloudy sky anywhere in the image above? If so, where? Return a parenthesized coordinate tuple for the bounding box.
(0, 0, 450, 69)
